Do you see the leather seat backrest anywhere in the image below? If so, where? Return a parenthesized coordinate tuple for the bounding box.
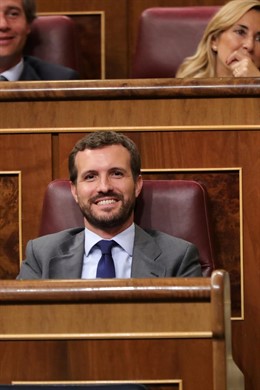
(39, 179, 215, 276)
(24, 15, 79, 71)
(132, 6, 220, 78)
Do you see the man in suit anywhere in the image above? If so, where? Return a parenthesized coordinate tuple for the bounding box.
(0, 0, 79, 81)
(17, 131, 202, 279)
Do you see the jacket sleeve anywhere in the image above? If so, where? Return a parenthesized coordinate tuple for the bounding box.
(16, 240, 43, 279)
(174, 243, 203, 277)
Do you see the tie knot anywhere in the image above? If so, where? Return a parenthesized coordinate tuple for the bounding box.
(97, 240, 115, 255)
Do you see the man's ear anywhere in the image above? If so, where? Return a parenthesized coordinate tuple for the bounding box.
(70, 181, 79, 204)
(135, 175, 143, 198)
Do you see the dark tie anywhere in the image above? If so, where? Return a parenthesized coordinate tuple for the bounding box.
(0, 75, 8, 81)
(96, 240, 116, 278)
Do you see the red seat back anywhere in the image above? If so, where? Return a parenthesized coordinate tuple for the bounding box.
(24, 15, 80, 71)
(39, 179, 215, 276)
(132, 6, 220, 78)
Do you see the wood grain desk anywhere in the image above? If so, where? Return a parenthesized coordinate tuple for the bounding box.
(0, 270, 243, 390)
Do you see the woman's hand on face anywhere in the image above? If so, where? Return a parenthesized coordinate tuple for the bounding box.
(226, 49, 260, 77)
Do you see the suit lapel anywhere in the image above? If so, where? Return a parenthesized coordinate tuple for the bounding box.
(45, 226, 166, 279)
(20, 60, 41, 80)
(131, 225, 166, 278)
(49, 230, 85, 278)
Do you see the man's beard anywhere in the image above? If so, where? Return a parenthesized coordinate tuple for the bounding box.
(78, 192, 136, 230)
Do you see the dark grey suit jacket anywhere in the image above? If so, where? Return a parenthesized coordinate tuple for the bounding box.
(17, 225, 202, 279)
(19, 56, 80, 80)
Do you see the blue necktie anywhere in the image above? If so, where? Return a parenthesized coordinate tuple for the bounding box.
(96, 240, 116, 278)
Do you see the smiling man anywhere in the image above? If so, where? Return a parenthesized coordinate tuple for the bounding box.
(0, 0, 79, 80)
(17, 131, 202, 280)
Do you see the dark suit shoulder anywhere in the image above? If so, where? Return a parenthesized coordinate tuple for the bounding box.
(21, 56, 80, 80)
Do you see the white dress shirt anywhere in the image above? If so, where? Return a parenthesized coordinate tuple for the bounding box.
(81, 223, 135, 279)
(0, 59, 24, 81)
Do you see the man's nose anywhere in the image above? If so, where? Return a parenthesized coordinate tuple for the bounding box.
(0, 14, 9, 29)
(97, 176, 113, 192)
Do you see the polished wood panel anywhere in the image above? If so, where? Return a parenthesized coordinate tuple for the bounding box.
(0, 78, 259, 390)
(0, 133, 52, 268)
(0, 271, 244, 390)
(0, 174, 20, 279)
(67, 13, 103, 79)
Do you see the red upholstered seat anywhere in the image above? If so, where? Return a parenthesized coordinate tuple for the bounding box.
(39, 179, 215, 277)
(24, 15, 79, 72)
(132, 6, 220, 78)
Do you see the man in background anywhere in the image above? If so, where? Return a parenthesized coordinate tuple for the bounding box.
(0, 0, 80, 81)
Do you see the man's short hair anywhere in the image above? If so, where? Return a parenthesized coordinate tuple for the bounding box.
(69, 131, 141, 184)
(22, 0, 36, 23)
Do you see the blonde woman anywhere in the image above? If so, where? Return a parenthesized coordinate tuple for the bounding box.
(176, 0, 260, 78)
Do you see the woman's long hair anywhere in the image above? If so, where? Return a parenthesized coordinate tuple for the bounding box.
(176, 0, 260, 78)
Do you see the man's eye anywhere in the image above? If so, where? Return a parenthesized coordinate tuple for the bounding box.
(7, 10, 21, 18)
(85, 174, 95, 181)
(113, 171, 123, 177)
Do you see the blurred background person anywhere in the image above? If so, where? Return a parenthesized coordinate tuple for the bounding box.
(0, 0, 80, 81)
(176, 0, 260, 78)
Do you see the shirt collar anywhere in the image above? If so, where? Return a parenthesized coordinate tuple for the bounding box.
(1, 59, 24, 81)
(84, 223, 135, 256)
